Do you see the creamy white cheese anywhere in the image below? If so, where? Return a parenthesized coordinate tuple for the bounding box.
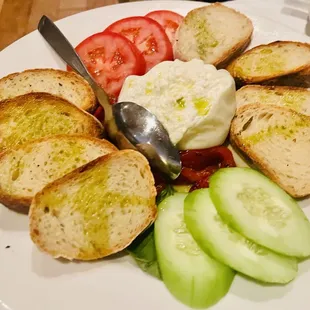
(118, 59, 236, 150)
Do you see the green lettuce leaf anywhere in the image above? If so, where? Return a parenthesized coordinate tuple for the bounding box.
(127, 227, 161, 279)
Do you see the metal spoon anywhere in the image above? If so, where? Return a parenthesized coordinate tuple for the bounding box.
(37, 15, 181, 180)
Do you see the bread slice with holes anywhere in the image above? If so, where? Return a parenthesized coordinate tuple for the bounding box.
(0, 68, 97, 112)
(173, 3, 253, 68)
(0, 92, 104, 154)
(230, 104, 310, 198)
(236, 85, 310, 115)
(29, 149, 157, 261)
(226, 41, 310, 87)
(0, 135, 118, 214)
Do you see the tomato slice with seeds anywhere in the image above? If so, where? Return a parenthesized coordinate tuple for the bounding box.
(104, 16, 173, 72)
(145, 10, 184, 44)
(72, 31, 146, 104)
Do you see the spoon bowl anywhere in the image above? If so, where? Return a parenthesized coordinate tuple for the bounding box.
(113, 102, 181, 180)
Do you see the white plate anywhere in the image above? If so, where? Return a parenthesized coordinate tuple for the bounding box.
(230, 0, 310, 35)
(0, 1, 310, 310)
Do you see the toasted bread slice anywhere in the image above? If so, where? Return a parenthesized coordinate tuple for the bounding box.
(29, 149, 157, 261)
(174, 3, 253, 68)
(0, 68, 97, 112)
(262, 66, 310, 88)
(230, 104, 310, 198)
(0, 92, 104, 153)
(236, 85, 310, 115)
(226, 41, 310, 86)
(0, 135, 118, 214)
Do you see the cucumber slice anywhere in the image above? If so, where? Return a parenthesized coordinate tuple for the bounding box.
(209, 167, 310, 258)
(184, 188, 298, 284)
(154, 192, 235, 309)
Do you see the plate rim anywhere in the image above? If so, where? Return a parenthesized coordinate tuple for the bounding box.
(0, 2, 310, 310)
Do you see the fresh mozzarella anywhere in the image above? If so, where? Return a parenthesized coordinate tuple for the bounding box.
(118, 59, 236, 150)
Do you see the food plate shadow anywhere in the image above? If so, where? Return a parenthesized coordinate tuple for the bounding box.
(280, 6, 310, 36)
(31, 247, 129, 278)
(0, 207, 29, 231)
(298, 257, 310, 275)
(100, 250, 129, 262)
(281, 7, 308, 20)
(295, 195, 310, 209)
(230, 273, 293, 302)
(305, 16, 310, 36)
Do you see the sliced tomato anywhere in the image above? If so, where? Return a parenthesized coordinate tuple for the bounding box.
(145, 10, 184, 44)
(72, 31, 146, 103)
(104, 16, 173, 72)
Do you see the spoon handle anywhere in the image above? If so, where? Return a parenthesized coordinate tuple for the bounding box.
(38, 15, 93, 84)
(37, 15, 113, 121)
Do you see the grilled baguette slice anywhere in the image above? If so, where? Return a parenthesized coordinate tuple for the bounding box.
(0, 135, 118, 214)
(236, 85, 310, 115)
(226, 41, 310, 86)
(230, 104, 310, 198)
(174, 3, 253, 68)
(0, 92, 104, 153)
(29, 149, 157, 261)
(262, 66, 310, 88)
(0, 68, 97, 112)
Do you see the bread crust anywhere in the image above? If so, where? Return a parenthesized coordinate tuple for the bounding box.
(261, 67, 310, 88)
(0, 134, 118, 214)
(0, 68, 97, 112)
(29, 149, 157, 261)
(230, 104, 310, 198)
(217, 35, 252, 69)
(0, 195, 31, 214)
(226, 41, 310, 86)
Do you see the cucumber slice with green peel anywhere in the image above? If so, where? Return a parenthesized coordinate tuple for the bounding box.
(209, 167, 310, 258)
(184, 188, 298, 284)
(154, 192, 235, 309)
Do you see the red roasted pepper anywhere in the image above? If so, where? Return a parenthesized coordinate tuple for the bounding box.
(93, 106, 105, 122)
(154, 146, 236, 194)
